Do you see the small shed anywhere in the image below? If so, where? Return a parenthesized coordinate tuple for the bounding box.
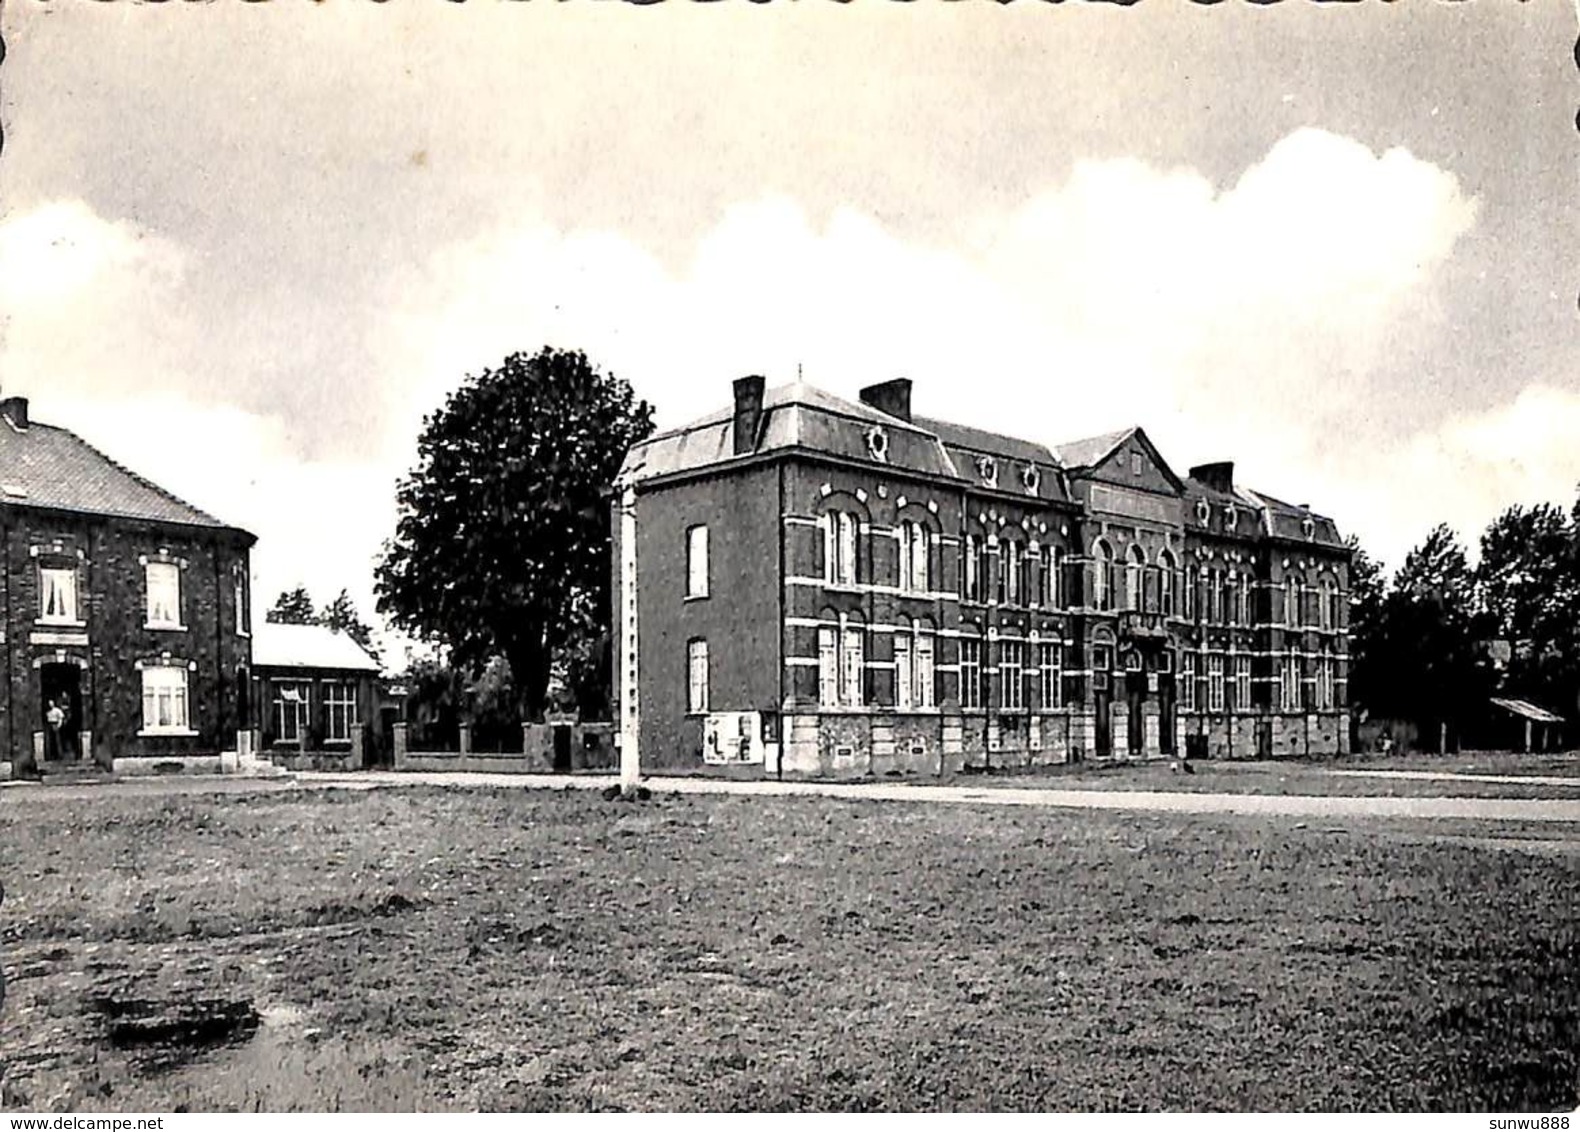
(1489, 697, 1564, 753)
(250, 622, 382, 767)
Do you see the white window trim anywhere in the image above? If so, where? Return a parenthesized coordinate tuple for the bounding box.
(687, 639, 710, 715)
(323, 680, 358, 744)
(38, 565, 83, 627)
(145, 561, 186, 631)
(140, 664, 194, 736)
(686, 525, 710, 600)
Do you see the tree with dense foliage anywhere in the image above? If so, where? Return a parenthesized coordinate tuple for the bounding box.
(1476, 501, 1580, 715)
(1344, 536, 1389, 719)
(375, 346, 654, 720)
(266, 586, 317, 625)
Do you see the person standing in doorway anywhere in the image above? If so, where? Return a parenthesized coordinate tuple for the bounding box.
(45, 698, 65, 762)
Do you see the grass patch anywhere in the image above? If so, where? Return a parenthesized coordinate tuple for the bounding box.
(0, 786, 1575, 1112)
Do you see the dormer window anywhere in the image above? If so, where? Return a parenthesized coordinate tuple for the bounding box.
(1224, 504, 1238, 528)
(865, 426, 889, 462)
(1020, 465, 1040, 494)
(976, 456, 998, 488)
(1195, 499, 1211, 527)
(1301, 516, 1316, 539)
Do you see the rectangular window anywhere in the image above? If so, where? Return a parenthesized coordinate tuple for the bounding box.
(142, 666, 192, 734)
(1160, 565, 1175, 618)
(1224, 575, 1239, 626)
(1281, 652, 1300, 711)
(324, 681, 357, 743)
(1039, 547, 1059, 608)
(686, 525, 709, 598)
(1208, 570, 1223, 624)
(687, 639, 710, 713)
(1235, 655, 1252, 712)
(39, 566, 78, 624)
(901, 522, 930, 593)
(1038, 642, 1060, 709)
(1000, 641, 1024, 710)
(146, 562, 182, 628)
(818, 627, 839, 707)
(960, 638, 982, 709)
(234, 569, 250, 637)
(1180, 653, 1197, 711)
(914, 633, 935, 708)
(1004, 543, 1022, 605)
(272, 679, 310, 743)
(894, 634, 913, 709)
(841, 628, 864, 706)
(1208, 654, 1225, 713)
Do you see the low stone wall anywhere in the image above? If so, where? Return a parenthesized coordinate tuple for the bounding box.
(392, 721, 616, 774)
(116, 754, 226, 777)
(266, 751, 360, 772)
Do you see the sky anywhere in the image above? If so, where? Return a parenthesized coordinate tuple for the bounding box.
(1, 2, 1575, 658)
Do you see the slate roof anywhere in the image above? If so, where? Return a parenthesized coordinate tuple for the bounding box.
(911, 416, 1057, 468)
(0, 417, 246, 534)
(252, 621, 381, 673)
(1050, 428, 1136, 471)
(621, 382, 958, 484)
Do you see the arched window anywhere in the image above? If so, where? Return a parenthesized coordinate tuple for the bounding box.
(1285, 574, 1303, 629)
(1091, 540, 1114, 612)
(899, 519, 931, 593)
(820, 509, 863, 586)
(1318, 576, 1337, 630)
(1124, 545, 1146, 612)
(1224, 572, 1239, 626)
(1159, 550, 1177, 617)
(1001, 540, 1024, 606)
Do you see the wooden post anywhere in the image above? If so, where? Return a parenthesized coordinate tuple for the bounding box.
(1524, 718, 1533, 754)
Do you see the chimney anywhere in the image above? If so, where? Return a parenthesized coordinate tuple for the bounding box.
(1, 397, 29, 431)
(858, 378, 912, 422)
(1189, 461, 1234, 493)
(732, 375, 765, 456)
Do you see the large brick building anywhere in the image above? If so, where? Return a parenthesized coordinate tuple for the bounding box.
(0, 396, 255, 779)
(613, 377, 1350, 777)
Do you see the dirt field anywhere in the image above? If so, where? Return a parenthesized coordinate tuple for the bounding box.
(1, 784, 1576, 1112)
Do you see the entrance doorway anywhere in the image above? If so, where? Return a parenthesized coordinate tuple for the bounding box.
(1159, 673, 1177, 756)
(40, 662, 82, 762)
(1094, 691, 1112, 758)
(1125, 670, 1146, 756)
(552, 725, 573, 772)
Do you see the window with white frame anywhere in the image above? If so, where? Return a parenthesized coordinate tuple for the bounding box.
(1039, 546, 1059, 608)
(821, 512, 860, 585)
(145, 561, 182, 628)
(1000, 640, 1024, 710)
(686, 525, 709, 598)
(1091, 541, 1114, 612)
(1319, 578, 1336, 630)
(1224, 573, 1240, 626)
(1235, 655, 1252, 712)
(324, 681, 357, 743)
(1038, 641, 1060, 709)
(914, 630, 935, 708)
(899, 520, 930, 593)
(1207, 653, 1226, 713)
(1180, 653, 1197, 711)
(960, 636, 983, 709)
(818, 627, 839, 707)
(1316, 649, 1334, 710)
(1281, 650, 1301, 711)
(1002, 542, 1023, 605)
(1285, 577, 1301, 629)
(1124, 546, 1145, 612)
(1236, 574, 1251, 626)
(141, 664, 191, 734)
(687, 639, 709, 713)
(39, 565, 78, 624)
(1159, 552, 1176, 617)
(1208, 569, 1224, 624)
(272, 679, 310, 744)
(840, 626, 864, 706)
(961, 535, 980, 602)
(894, 633, 912, 709)
(233, 567, 249, 637)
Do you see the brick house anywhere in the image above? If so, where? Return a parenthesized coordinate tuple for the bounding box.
(0, 396, 255, 779)
(250, 621, 381, 768)
(613, 376, 1351, 777)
